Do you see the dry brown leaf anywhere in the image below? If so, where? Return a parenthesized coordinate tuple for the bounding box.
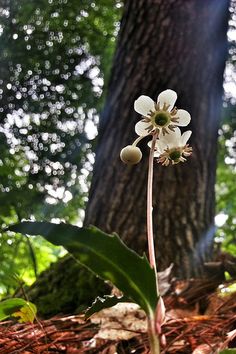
(158, 263, 174, 296)
(219, 328, 236, 351)
(192, 344, 214, 354)
(90, 302, 147, 341)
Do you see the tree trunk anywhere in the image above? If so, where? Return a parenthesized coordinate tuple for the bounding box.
(27, 0, 229, 316)
(84, 0, 229, 278)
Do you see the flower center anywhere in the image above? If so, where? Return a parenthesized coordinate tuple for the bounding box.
(153, 111, 170, 127)
(169, 150, 181, 161)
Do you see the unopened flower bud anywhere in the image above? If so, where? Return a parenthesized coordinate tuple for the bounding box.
(155, 296, 166, 334)
(120, 145, 142, 165)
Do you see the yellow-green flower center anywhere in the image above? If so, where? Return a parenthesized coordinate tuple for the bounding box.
(169, 150, 181, 161)
(153, 111, 170, 127)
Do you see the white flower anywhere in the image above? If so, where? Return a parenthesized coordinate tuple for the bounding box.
(148, 127, 192, 166)
(134, 89, 191, 137)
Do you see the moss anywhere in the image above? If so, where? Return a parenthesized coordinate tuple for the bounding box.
(27, 255, 110, 318)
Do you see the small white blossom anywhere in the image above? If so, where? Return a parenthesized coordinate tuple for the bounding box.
(148, 127, 192, 166)
(134, 89, 191, 137)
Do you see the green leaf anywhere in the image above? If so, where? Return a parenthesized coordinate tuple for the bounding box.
(85, 295, 130, 319)
(9, 222, 158, 315)
(219, 351, 236, 354)
(0, 298, 37, 322)
(12, 302, 37, 323)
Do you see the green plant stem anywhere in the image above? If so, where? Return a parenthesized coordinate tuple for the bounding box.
(148, 315, 160, 354)
(147, 133, 158, 292)
(132, 135, 145, 146)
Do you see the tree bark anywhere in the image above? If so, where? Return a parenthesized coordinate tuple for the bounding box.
(84, 0, 229, 277)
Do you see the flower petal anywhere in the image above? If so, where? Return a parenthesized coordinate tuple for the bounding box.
(181, 130, 192, 146)
(148, 140, 165, 156)
(174, 109, 191, 126)
(134, 95, 155, 116)
(157, 89, 177, 111)
(154, 148, 163, 157)
(135, 120, 152, 136)
(159, 127, 181, 148)
(155, 140, 166, 155)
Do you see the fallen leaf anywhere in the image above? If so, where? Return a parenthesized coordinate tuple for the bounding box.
(90, 302, 146, 340)
(158, 263, 174, 295)
(192, 344, 214, 354)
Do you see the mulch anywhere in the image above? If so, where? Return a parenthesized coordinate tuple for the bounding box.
(0, 280, 236, 354)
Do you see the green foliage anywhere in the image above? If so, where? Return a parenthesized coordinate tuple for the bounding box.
(219, 351, 236, 354)
(0, 230, 65, 298)
(0, 0, 122, 296)
(85, 295, 130, 318)
(0, 0, 121, 219)
(216, 104, 236, 255)
(0, 298, 36, 323)
(9, 222, 158, 315)
(215, 6, 236, 256)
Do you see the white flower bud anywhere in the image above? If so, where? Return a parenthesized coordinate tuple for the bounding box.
(120, 145, 142, 165)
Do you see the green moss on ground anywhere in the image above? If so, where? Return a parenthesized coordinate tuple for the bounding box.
(26, 255, 110, 317)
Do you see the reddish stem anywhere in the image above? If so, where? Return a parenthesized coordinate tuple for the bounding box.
(147, 133, 159, 293)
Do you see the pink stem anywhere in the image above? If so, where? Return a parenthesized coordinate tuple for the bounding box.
(147, 133, 159, 292)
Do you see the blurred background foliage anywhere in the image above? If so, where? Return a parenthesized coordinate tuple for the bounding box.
(216, 3, 236, 257)
(0, 0, 122, 296)
(0, 0, 236, 298)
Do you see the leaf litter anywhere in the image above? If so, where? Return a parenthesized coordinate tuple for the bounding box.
(0, 278, 236, 353)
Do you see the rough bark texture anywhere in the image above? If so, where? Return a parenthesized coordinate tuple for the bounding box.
(84, 0, 229, 278)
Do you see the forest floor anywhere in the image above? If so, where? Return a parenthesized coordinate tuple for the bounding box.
(0, 279, 236, 354)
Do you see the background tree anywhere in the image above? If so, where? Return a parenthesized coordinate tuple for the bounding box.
(84, 0, 229, 278)
(30, 1, 230, 315)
